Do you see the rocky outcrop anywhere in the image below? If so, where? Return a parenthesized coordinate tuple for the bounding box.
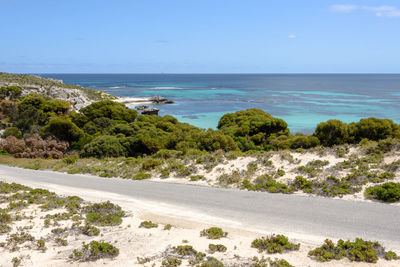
(0, 73, 115, 110)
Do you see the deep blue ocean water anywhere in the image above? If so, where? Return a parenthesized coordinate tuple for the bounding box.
(39, 74, 400, 134)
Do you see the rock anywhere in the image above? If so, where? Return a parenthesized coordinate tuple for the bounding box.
(149, 95, 174, 104)
(141, 108, 159, 115)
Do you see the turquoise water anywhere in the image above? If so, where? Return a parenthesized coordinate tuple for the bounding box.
(39, 74, 400, 134)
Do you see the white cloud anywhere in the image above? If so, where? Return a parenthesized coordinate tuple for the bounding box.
(330, 4, 358, 13)
(362, 5, 400, 17)
(288, 34, 297, 39)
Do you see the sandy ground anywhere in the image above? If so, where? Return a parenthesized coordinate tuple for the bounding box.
(148, 147, 400, 205)
(1, 181, 399, 267)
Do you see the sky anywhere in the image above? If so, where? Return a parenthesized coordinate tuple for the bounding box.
(0, 0, 400, 73)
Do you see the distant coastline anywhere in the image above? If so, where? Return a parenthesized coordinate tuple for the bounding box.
(39, 73, 400, 133)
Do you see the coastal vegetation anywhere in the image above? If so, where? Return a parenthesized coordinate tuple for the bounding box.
(1, 73, 400, 203)
(0, 179, 398, 265)
(308, 238, 398, 263)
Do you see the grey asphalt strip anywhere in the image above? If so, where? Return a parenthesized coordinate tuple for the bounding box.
(0, 164, 399, 246)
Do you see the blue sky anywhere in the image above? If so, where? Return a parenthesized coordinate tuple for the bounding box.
(1, 0, 399, 73)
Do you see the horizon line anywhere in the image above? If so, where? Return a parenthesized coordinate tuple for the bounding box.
(26, 72, 400, 75)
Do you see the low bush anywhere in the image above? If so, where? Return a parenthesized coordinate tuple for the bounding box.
(55, 237, 68, 246)
(139, 220, 158, 229)
(0, 134, 69, 159)
(365, 182, 400, 202)
(174, 245, 198, 256)
(385, 251, 399, 260)
(242, 177, 293, 194)
(84, 201, 125, 226)
(162, 258, 182, 267)
(200, 227, 228, 239)
(79, 224, 100, 236)
(70, 240, 119, 261)
(251, 234, 300, 253)
(133, 172, 152, 180)
(308, 238, 386, 263)
(163, 224, 172, 230)
(196, 256, 224, 267)
(208, 244, 227, 253)
(36, 239, 47, 252)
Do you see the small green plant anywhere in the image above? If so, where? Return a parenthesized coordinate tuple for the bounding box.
(139, 220, 158, 229)
(197, 256, 224, 267)
(133, 172, 152, 180)
(269, 258, 294, 267)
(84, 201, 125, 226)
(208, 244, 227, 253)
(164, 224, 172, 230)
(70, 241, 119, 261)
(190, 175, 206, 181)
(365, 182, 400, 202)
(200, 227, 228, 239)
(0, 223, 12, 234)
(162, 258, 182, 267)
(79, 224, 100, 236)
(242, 177, 293, 194)
(174, 245, 198, 256)
(55, 237, 68, 246)
(308, 238, 386, 263)
(11, 257, 22, 267)
(137, 257, 151, 264)
(251, 235, 300, 253)
(385, 251, 398, 260)
(36, 239, 47, 252)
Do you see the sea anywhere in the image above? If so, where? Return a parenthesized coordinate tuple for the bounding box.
(39, 74, 400, 134)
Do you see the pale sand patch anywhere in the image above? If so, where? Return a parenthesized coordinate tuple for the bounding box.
(1, 187, 399, 267)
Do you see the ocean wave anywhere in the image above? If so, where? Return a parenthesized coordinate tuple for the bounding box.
(109, 86, 123, 89)
(149, 86, 183, 90)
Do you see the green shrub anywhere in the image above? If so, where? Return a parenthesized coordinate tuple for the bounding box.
(242, 177, 293, 194)
(251, 234, 300, 253)
(354, 118, 400, 141)
(79, 224, 100, 236)
(197, 130, 238, 152)
(55, 237, 68, 246)
(385, 251, 398, 260)
(139, 220, 158, 229)
(80, 100, 137, 122)
(0, 85, 22, 100)
(84, 201, 125, 226)
(70, 240, 119, 261)
(314, 120, 350, 146)
(0, 224, 12, 234)
(36, 239, 47, 252)
(268, 258, 293, 267)
(365, 182, 400, 202)
(164, 224, 172, 230)
(162, 258, 182, 267)
(63, 154, 79, 164)
(81, 135, 127, 158)
(2, 127, 21, 138)
(208, 244, 227, 253)
(190, 175, 206, 181)
(41, 116, 83, 142)
(133, 172, 151, 180)
(308, 238, 386, 263)
(200, 227, 227, 239)
(218, 109, 289, 151)
(11, 257, 22, 267)
(0, 210, 12, 224)
(197, 256, 224, 267)
(174, 245, 198, 256)
(141, 158, 161, 170)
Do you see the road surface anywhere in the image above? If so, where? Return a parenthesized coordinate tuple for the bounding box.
(0, 164, 399, 247)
